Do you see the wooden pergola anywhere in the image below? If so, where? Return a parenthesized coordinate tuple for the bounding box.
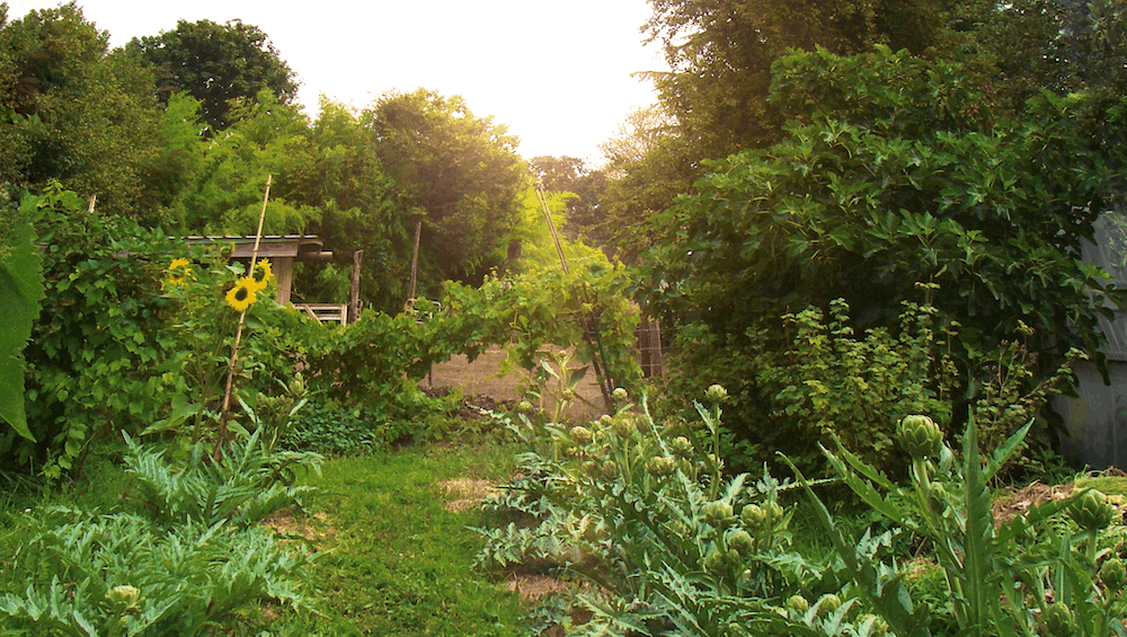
(186, 235, 358, 323)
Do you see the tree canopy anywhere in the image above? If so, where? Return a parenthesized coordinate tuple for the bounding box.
(128, 18, 298, 131)
(0, 3, 165, 220)
(645, 46, 1125, 350)
(366, 89, 527, 286)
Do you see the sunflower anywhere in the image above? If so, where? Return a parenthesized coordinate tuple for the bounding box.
(250, 259, 274, 291)
(226, 278, 258, 312)
(163, 257, 194, 289)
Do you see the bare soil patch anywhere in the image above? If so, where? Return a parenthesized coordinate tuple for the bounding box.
(439, 477, 498, 512)
(422, 346, 605, 422)
(505, 573, 573, 604)
(262, 509, 335, 542)
(992, 482, 1074, 525)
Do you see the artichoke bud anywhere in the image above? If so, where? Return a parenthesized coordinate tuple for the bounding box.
(705, 384, 729, 404)
(741, 504, 767, 531)
(704, 548, 728, 574)
(612, 387, 629, 403)
(864, 615, 890, 637)
(816, 594, 842, 616)
(704, 501, 735, 526)
(613, 416, 636, 437)
(897, 415, 943, 460)
(764, 501, 784, 526)
(1070, 490, 1115, 532)
(671, 436, 694, 458)
(600, 460, 618, 480)
(516, 400, 534, 414)
(728, 529, 754, 556)
(570, 426, 592, 446)
(104, 585, 141, 614)
(786, 595, 810, 615)
(708, 453, 725, 473)
(1100, 557, 1126, 590)
(1043, 602, 1074, 637)
(646, 456, 676, 477)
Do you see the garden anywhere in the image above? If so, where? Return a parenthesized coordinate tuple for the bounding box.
(4, 178, 1127, 636)
(7, 3, 1127, 635)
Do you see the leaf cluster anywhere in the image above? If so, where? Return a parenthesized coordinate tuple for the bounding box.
(0, 430, 319, 635)
(792, 412, 1127, 636)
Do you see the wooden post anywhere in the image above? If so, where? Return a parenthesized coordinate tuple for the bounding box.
(406, 219, 422, 311)
(349, 249, 363, 324)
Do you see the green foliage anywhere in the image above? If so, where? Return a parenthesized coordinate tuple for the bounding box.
(368, 88, 527, 285)
(0, 433, 317, 636)
(648, 46, 1122, 357)
(528, 155, 607, 246)
(15, 187, 182, 476)
(478, 391, 859, 636)
(752, 299, 954, 475)
(0, 188, 43, 442)
(790, 413, 1127, 636)
(645, 47, 1125, 462)
(441, 256, 641, 409)
(0, 4, 166, 221)
(167, 95, 321, 235)
(122, 429, 321, 530)
(151, 249, 315, 445)
(281, 401, 399, 457)
(129, 18, 298, 132)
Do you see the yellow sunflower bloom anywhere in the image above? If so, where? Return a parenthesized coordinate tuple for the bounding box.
(163, 257, 194, 289)
(226, 278, 258, 312)
(250, 259, 274, 291)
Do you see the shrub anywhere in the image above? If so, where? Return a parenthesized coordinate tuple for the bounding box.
(789, 412, 1127, 636)
(0, 430, 320, 635)
(477, 389, 868, 635)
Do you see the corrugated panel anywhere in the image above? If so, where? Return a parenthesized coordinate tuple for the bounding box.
(1054, 210, 1127, 469)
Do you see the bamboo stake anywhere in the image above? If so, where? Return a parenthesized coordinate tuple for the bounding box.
(215, 175, 271, 459)
(536, 187, 614, 412)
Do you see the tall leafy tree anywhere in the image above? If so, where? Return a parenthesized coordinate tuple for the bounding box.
(291, 98, 408, 312)
(0, 3, 165, 221)
(529, 155, 606, 246)
(642, 47, 1127, 423)
(366, 89, 526, 291)
(129, 18, 298, 131)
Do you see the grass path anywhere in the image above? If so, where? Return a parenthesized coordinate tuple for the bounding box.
(280, 440, 526, 635)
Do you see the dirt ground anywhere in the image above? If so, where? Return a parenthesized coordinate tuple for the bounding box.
(420, 346, 607, 422)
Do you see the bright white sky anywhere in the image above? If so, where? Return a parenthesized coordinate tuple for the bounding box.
(8, 0, 666, 164)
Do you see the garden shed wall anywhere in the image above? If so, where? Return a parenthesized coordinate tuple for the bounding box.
(1053, 211, 1127, 469)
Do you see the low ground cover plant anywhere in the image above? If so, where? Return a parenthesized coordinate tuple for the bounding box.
(0, 429, 321, 635)
(480, 387, 1127, 636)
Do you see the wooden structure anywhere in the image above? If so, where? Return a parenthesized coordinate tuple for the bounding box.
(299, 303, 348, 324)
(186, 235, 354, 324)
(1053, 210, 1127, 469)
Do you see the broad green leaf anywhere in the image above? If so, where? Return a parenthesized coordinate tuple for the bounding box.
(0, 217, 44, 441)
(961, 412, 993, 634)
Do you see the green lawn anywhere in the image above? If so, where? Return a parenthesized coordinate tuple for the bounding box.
(277, 440, 527, 636)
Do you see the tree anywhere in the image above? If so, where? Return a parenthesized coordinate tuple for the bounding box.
(0, 3, 165, 221)
(529, 155, 606, 246)
(365, 89, 526, 292)
(599, 0, 973, 261)
(170, 91, 320, 235)
(129, 18, 298, 131)
(292, 98, 409, 312)
(596, 104, 692, 260)
(641, 46, 1127, 442)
